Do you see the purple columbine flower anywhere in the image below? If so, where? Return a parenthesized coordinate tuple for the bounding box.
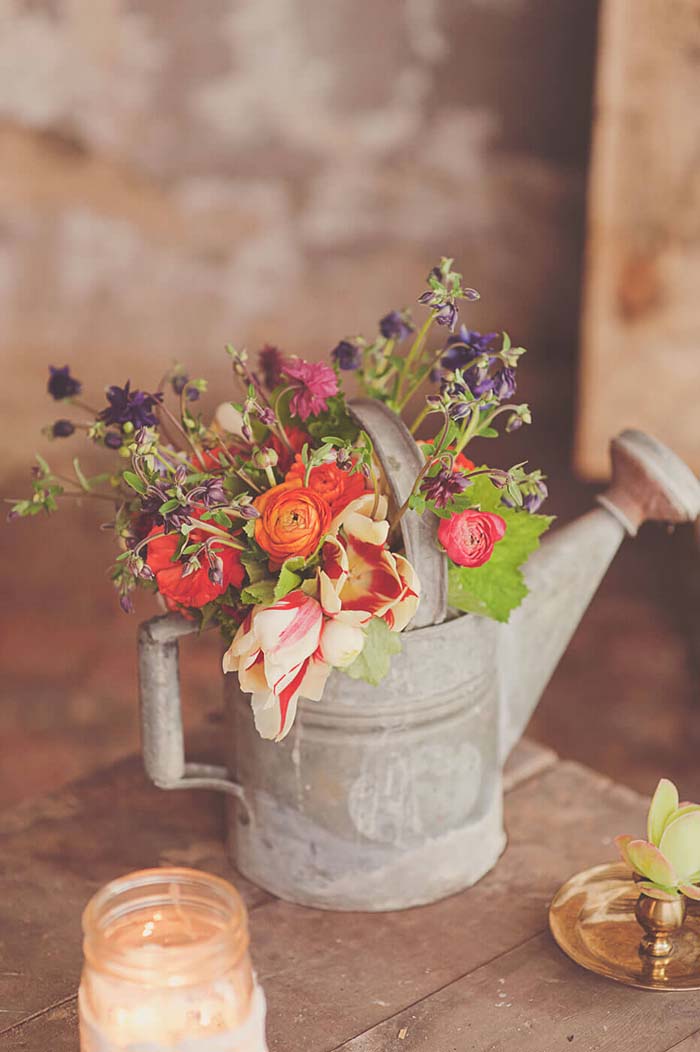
(491, 366, 517, 401)
(258, 345, 286, 389)
(52, 419, 75, 438)
(336, 447, 353, 471)
(523, 480, 548, 513)
(119, 593, 134, 614)
(421, 468, 471, 509)
(257, 406, 277, 427)
(207, 553, 225, 587)
(448, 402, 471, 422)
(200, 478, 226, 507)
(379, 310, 414, 341)
(434, 303, 458, 330)
(104, 431, 123, 449)
(100, 381, 163, 430)
(171, 373, 188, 395)
(441, 328, 498, 372)
(331, 340, 362, 371)
(48, 365, 81, 401)
(465, 368, 495, 398)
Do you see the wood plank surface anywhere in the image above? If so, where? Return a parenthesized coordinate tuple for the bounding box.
(336, 931, 700, 1052)
(0, 755, 271, 1033)
(0, 744, 672, 1052)
(576, 0, 700, 478)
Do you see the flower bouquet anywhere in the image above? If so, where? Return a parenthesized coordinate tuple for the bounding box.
(9, 259, 552, 744)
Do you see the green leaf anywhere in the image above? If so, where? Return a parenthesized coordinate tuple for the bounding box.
(159, 498, 180, 514)
(35, 453, 50, 476)
(446, 472, 553, 623)
(123, 471, 146, 495)
(240, 580, 276, 606)
(241, 552, 268, 584)
(647, 778, 679, 846)
(274, 565, 302, 601)
(344, 618, 402, 687)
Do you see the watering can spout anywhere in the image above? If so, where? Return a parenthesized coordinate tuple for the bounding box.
(499, 430, 700, 760)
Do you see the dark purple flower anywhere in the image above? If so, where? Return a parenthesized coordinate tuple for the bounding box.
(465, 369, 495, 398)
(48, 365, 81, 401)
(448, 402, 471, 422)
(491, 367, 517, 401)
(331, 340, 362, 371)
(237, 503, 260, 520)
(421, 468, 471, 509)
(441, 328, 498, 372)
(119, 593, 134, 614)
(523, 480, 548, 513)
(336, 447, 353, 471)
(379, 310, 414, 341)
(200, 478, 226, 507)
(104, 431, 123, 449)
(171, 373, 188, 395)
(258, 406, 277, 427)
(52, 419, 75, 438)
(434, 303, 458, 330)
(186, 386, 200, 402)
(258, 345, 286, 389)
(100, 381, 163, 430)
(207, 553, 225, 587)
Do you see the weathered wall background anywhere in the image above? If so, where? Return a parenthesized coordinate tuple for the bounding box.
(0, 0, 598, 482)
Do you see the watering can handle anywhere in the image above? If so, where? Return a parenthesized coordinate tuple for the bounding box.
(349, 398, 448, 627)
(597, 429, 700, 535)
(138, 613, 247, 804)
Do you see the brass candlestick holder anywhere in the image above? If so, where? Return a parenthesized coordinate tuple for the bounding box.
(549, 862, 700, 990)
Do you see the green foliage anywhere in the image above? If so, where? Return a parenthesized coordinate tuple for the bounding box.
(240, 580, 276, 606)
(273, 556, 305, 600)
(446, 473, 553, 623)
(345, 618, 402, 686)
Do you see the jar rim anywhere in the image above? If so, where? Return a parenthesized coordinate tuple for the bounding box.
(82, 867, 249, 986)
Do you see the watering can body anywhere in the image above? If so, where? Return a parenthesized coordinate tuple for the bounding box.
(139, 406, 700, 911)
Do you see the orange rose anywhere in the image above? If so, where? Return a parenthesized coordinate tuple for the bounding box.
(254, 479, 332, 566)
(285, 455, 370, 516)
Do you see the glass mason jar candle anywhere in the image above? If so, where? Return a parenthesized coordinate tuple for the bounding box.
(79, 867, 268, 1052)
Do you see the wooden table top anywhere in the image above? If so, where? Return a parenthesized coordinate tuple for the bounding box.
(2, 739, 700, 1052)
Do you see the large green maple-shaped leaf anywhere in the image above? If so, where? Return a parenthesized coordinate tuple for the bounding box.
(345, 618, 402, 686)
(446, 472, 553, 623)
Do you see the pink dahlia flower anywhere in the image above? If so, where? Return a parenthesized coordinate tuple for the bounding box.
(282, 358, 338, 421)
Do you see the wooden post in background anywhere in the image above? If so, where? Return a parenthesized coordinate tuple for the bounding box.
(577, 0, 700, 479)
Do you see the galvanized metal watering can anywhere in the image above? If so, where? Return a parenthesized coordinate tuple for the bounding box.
(139, 403, 700, 911)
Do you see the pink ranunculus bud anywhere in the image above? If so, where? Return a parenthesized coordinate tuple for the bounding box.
(438, 508, 506, 568)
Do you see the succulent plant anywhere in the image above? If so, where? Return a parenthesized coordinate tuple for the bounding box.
(616, 778, 700, 901)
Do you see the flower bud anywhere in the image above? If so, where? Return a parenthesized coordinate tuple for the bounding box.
(253, 447, 278, 470)
(257, 407, 277, 427)
(51, 419, 75, 438)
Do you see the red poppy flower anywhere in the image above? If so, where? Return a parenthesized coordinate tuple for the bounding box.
(146, 513, 245, 609)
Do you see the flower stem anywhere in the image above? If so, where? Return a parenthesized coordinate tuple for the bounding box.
(394, 312, 435, 406)
(390, 409, 450, 532)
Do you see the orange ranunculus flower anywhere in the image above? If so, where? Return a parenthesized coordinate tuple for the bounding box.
(254, 479, 332, 566)
(285, 454, 369, 516)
